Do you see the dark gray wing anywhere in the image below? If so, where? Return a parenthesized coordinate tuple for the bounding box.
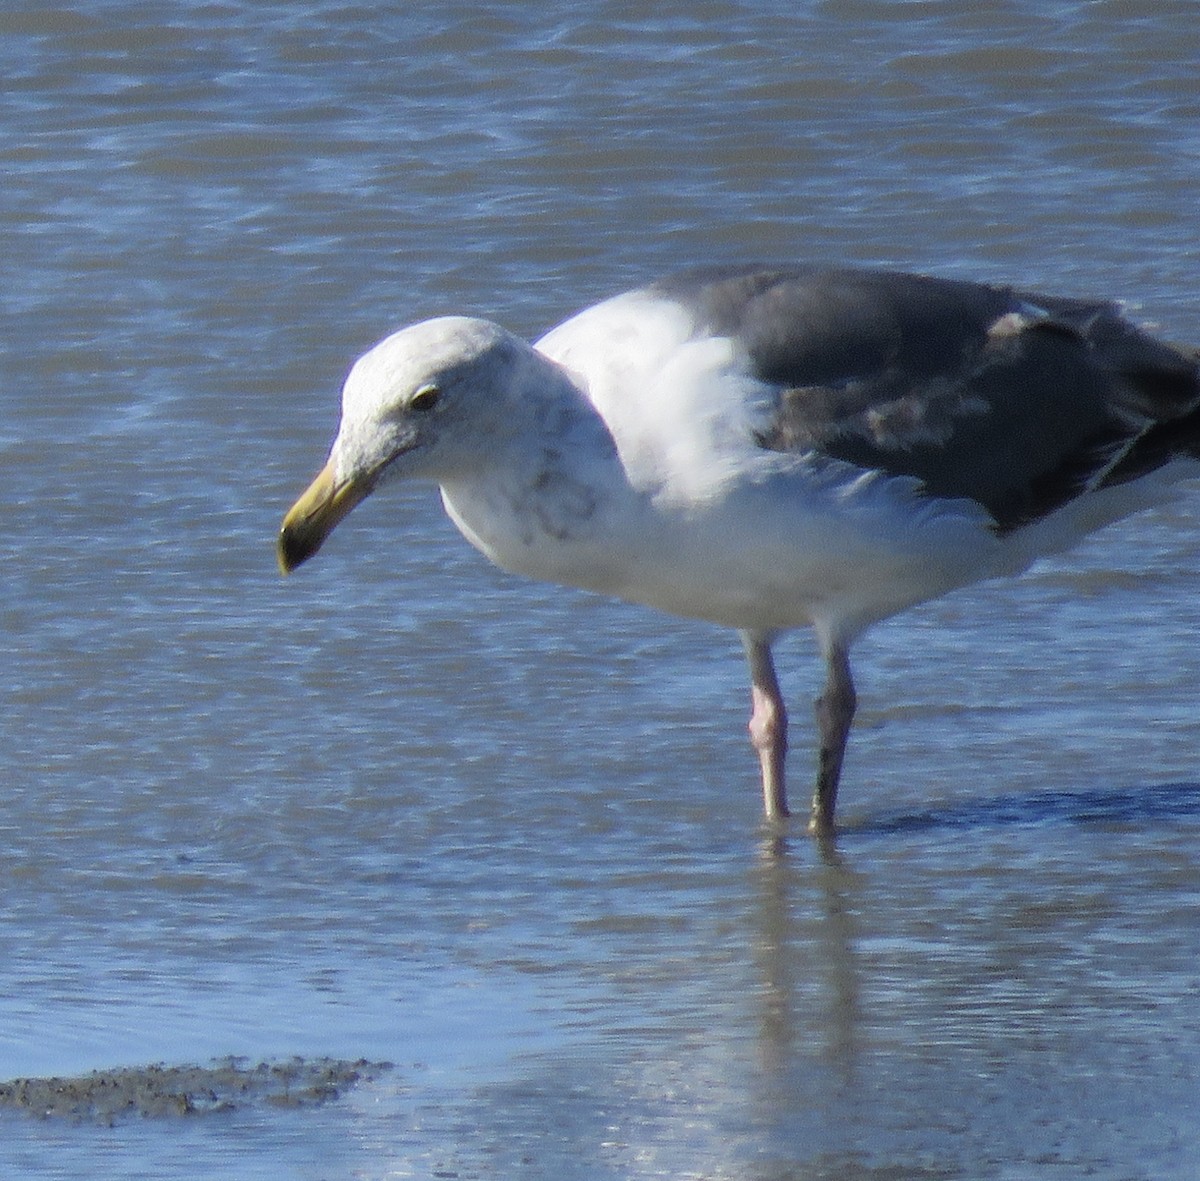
(649, 266, 1200, 532)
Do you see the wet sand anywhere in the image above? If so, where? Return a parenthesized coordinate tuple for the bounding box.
(0, 1058, 393, 1125)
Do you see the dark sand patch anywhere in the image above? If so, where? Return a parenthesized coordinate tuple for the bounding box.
(0, 1057, 393, 1124)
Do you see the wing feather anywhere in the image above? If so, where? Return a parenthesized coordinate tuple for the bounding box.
(649, 266, 1200, 532)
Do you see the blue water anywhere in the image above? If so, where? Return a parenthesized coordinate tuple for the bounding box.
(3, 2, 1200, 1177)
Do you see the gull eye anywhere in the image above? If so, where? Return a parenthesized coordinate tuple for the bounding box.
(410, 383, 441, 412)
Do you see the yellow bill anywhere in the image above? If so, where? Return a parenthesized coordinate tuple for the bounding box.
(277, 460, 372, 574)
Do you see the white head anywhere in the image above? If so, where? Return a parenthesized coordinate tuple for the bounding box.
(335, 316, 526, 484)
(278, 315, 528, 572)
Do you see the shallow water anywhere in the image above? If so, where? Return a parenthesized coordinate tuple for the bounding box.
(3, 1, 1200, 1177)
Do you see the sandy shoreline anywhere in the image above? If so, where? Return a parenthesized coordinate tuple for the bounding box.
(0, 1057, 394, 1124)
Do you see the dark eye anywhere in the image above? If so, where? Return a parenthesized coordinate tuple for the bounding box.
(410, 383, 441, 412)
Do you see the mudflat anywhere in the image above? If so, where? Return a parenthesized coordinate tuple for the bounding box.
(0, 1058, 393, 1124)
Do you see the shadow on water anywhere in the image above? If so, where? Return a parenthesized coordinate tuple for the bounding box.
(845, 779, 1200, 839)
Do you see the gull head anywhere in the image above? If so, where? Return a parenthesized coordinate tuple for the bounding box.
(278, 316, 524, 573)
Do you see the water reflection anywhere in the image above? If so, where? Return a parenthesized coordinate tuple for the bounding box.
(663, 787, 1200, 1178)
(751, 834, 864, 1117)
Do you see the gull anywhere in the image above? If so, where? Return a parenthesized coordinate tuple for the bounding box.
(278, 265, 1200, 834)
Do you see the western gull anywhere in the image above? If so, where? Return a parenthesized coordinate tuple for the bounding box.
(278, 265, 1200, 834)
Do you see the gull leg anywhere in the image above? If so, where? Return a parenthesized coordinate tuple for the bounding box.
(811, 637, 857, 836)
(741, 632, 789, 821)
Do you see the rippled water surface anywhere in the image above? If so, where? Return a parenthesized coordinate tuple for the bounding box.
(4, 2, 1200, 1178)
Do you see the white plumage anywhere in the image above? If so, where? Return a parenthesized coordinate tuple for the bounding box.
(280, 265, 1200, 833)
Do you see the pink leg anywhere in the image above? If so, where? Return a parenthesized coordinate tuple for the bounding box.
(811, 638, 856, 836)
(742, 633, 790, 820)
